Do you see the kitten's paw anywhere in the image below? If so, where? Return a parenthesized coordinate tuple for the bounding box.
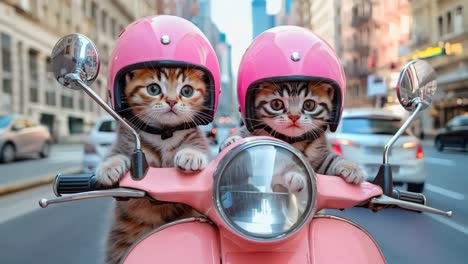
(175, 148, 208, 173)
(95, 154, 130, 186)
(219, 135, 243, 151)
(336, 161, 367, 184)
(273, 171, 307, 193)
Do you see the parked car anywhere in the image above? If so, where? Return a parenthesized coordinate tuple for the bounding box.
(327, 109, 425, 192)
(83, 115, 117, 173)
(434, 115, 468, 152)
(0, 115, 52, 163)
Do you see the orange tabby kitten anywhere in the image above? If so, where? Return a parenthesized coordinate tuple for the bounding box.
(96, 67, 211, 264)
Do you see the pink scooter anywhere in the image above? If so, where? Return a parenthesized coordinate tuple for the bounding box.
(40, 34, 451, 263)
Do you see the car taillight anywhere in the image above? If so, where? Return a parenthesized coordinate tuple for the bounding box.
(211, 128, 217, 134)
(332, 143, 343, 155)
(84, 142, 97, 154)
(330, 139, 357, 155)
(402, 142, 424, 159)
(416, 145, 424, 159)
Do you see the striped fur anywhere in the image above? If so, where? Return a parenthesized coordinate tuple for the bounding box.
(96, 67, 211, 264)
(222, 81, 366, 192)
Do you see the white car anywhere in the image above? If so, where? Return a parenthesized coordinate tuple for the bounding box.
(327, 108, 425, 192)
(83, 115, 117, 173)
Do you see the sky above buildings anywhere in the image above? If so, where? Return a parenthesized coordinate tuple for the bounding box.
(211, 0, 281, 76)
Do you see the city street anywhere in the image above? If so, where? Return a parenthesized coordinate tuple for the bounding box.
(0, 144, 82, 189)
(0, 142, 466, 263)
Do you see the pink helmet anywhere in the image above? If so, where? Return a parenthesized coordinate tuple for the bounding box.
(237, 26, 345, 133)
(108, 15, 220, 136)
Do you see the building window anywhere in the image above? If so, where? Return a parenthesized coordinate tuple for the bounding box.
(45, 56, 52, 75)
(111, 18, 117, 36)
(455, 6, 463, 34)
(3, 79, 12, 95)
(55, 12, 61, 30)
(46, 91, 56, 106)
(1, 33, 12, 94)
(68, 117, 84, 134)
(438, 16, 443, 36)
(438, 6, 464, 37)
(61, 94, 73, 108)
(1, 33, 12, 72)
(101, 10, 107, 33)
(90, 2, 97, 21)
(29, 49, 39, 103)
(18, 41, 25, 113)
(447, 11, 453, 34)
(79, 93, 85, 110)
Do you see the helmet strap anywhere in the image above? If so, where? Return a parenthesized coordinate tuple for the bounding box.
(262, 125, 327, 144)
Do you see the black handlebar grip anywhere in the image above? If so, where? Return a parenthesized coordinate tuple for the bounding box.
(54, 173, 99, 196)
(392, 189, 426, 205)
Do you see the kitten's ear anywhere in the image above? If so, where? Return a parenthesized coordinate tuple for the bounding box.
(125, 71, 136, 84)
(310, 82, 334, 100)
(324, 84, 334, 100)
(258, 83, 275, 91)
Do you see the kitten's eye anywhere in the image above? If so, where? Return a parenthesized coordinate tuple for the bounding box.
(270, 99, 284, 111)
(147, 84, 161, 96)
(180, 85, 194, 97)
(303, 99, 317, 111)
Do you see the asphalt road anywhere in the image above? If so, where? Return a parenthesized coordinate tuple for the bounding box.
(0, 144, 82, 187)
(0, 144, 466, 263)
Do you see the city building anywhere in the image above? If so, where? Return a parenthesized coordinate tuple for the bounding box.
(0, 0, 157, 142)
(216, 32, 235, 119)
(340, 0, 410, 108)
(252, 0, 275, 39)
(308, 0, 342, 55)
(408, 0, 468, 135)
(154, 0, 234, 123)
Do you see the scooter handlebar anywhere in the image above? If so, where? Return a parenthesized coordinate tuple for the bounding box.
(54, 173, 100, 196)
(392, 189, 426, 205)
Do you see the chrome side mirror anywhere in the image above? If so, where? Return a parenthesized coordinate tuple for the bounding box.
(51, 34, 100, 90)
(396, 59, 437, 112)
(50, 33, 148, 181)
(374, 59, 437, 197)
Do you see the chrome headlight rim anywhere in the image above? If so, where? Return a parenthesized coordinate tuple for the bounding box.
(213, 137, 317, 242)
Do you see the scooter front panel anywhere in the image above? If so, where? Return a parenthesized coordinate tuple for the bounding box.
(309, 215, 386, 264)
(121, 218, 220, 264)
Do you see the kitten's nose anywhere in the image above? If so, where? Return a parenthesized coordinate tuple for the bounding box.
(289, 115, 300, 122)
(167, 100, 177, 107)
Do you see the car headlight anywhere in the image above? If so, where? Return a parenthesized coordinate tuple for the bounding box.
(214, 138, 317, 241)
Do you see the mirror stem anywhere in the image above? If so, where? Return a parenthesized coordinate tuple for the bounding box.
(383, 101, 423, 164)
(65, 73, 148, 180)
(65, 73, 141, 150)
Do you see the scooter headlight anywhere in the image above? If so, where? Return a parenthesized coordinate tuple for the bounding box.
(214, 138, 317, 241)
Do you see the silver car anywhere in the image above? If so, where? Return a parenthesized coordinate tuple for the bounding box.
(0, 115, 52, 163)
(82, 115, 117, 173)
(327, 109, 425, 192)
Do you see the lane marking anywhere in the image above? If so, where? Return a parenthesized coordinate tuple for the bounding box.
(425, 184, 465, 200)
(426, 214, 468, 236)
(424, 157, 456, 166)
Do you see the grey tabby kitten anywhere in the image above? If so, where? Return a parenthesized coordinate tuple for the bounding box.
(221, 81, 366, 192)
(96, 67, 211, 264)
